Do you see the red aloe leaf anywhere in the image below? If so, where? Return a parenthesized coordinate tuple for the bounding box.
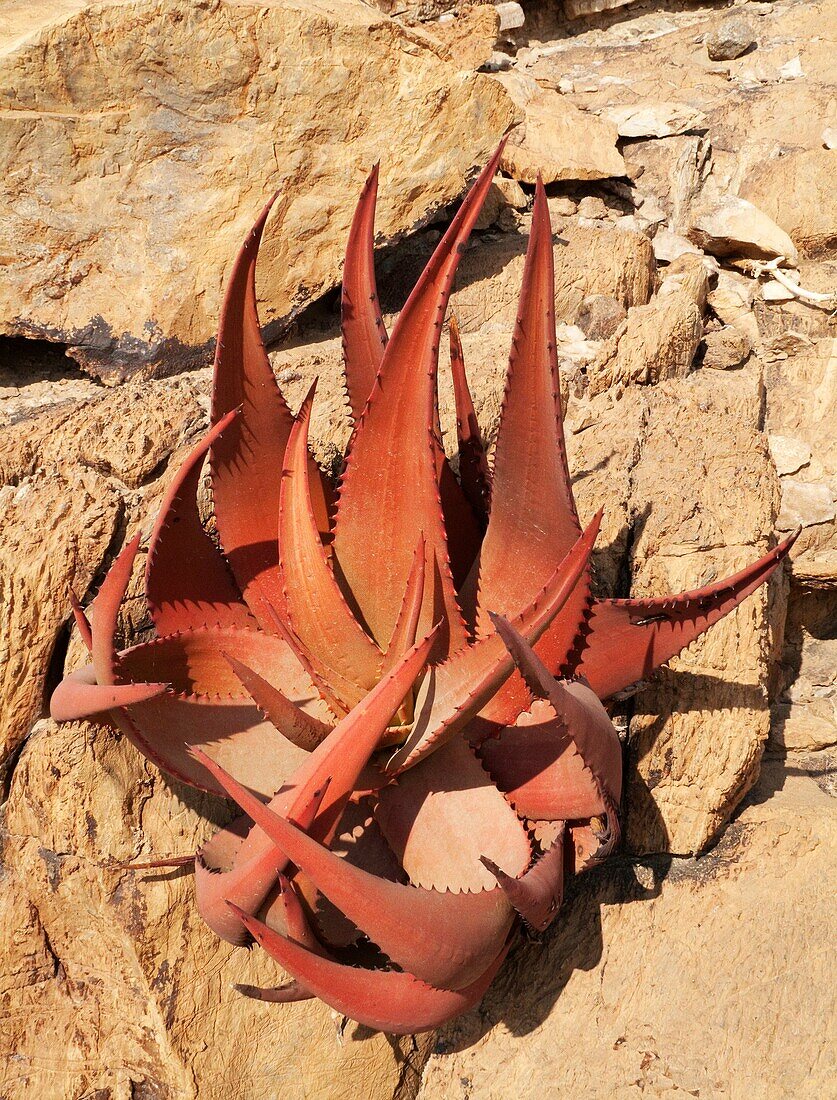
(110, 625, 326, 797)
(478, 614, 622, 827)
(448, 314, 491, 526)
(90, 532, 142, 686)
(223, 652, 333, 752)
(481, 822, 566, 933)
(49, 664, 168, 722)
(146, 410, 255, 634)
(333, 145, 506, 659)
(68, 588, 93, 652)
(210, 194, 331, 630)
(575, 532, 799, 700)
(279, 382, 382, 700)
(386, 510, 601, 773)
(192, 625, 437, 944)
(375, 735, 532, 893)
(228, 901, 511, 1035)
(469, 177, 580, 636)
(195, 783, 330, 949)
(197, 749, 513, 991)
(342, 163, 388, 423)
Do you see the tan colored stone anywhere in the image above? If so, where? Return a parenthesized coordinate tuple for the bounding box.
(450, 223, 655, 336)
(765, 337, 837, 585)
(605, 102, 707, 138)
(0, 472, 120, 777)
(474, 175, 529, 231)
(564, 0, 637, 17)
(419, 767, 836, 1099)
(624, 369, 781, 854)
(702, 325, 752, 370)
(1, 717, 428, 1099)
(0, 0, 514, 379)
(772, 587, 837, 751)
(707, 270, 760, 347)
(741, 148, 837, 255)
(494, 72, 625, 185)
(689, 195, 800, 265)
(422, 4, 500, 71)
(589, 258, 706, 394)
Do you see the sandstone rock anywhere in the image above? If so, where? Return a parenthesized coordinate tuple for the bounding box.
(0, 472, 120, 778)
(419, 766, 835, 1099)
(741, 149, 837, 255)
(547, 194, 578, 220)
(576, 195, 609, 220)
(766, 336, 837, 582)
(564, 0, 636, 17)
(0, 0, 514, 379)
(494, 1, 525, 32)
(1, 717, 428, 1099)
(702, 325, 752, 370)
(474, 175, 529, 231)
(772, 587, 837, 751)
(768, 434, 812, 477)
(706, 17, 756, 61)
(707, 270, 760, 346)
(624, 369, 781, 854)
(622, 136, 711, 236)
(424, 3, 500, 71)
(689, 195, 799, 265)
(494, 73, 625, 184)
(450, 223, 655, 337)
(651, 228, 701, 264)
(588, 259, 706, 394)
(575, 295, 627, 341)
(777, 479, 837, 531)
(605, 103, 707, 138)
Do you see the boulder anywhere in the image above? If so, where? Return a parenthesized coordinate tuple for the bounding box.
(493, 73, 625, 185)
(741, 149, 837, 255)
(449, 223, 655, 336)
(418, 765, 836, 1099)
(605, 103, 707, 139)
(0, 0, 514, 380)
(588, 258, 707, 394)
(702, 325, 752, 370)
(765, 336, 837, 585)
(689, 195, 799, 265)
(623, 369, 782, 854)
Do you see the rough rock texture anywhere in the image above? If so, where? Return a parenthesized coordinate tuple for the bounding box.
(741, 149, 837, 255)
(772, 588, 837, 751)
(0, 472, 120, 778)
(449, 222, 655, 337)
(588, 257, 706, 394)
(418, 763, 836, 1099)
(702, 325, 752, 370)
(706, 17, 756, 62)
(494, 72, 625, 184)
(1, 717, 430, 1098)
(624, 369, 781, 854)
(689, 196, 799, 265)
(765, 337, 837, 585)
(0, 0, 514, 379)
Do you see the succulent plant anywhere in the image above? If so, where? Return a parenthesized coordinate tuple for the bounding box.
(51, 144, 794, 1035)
